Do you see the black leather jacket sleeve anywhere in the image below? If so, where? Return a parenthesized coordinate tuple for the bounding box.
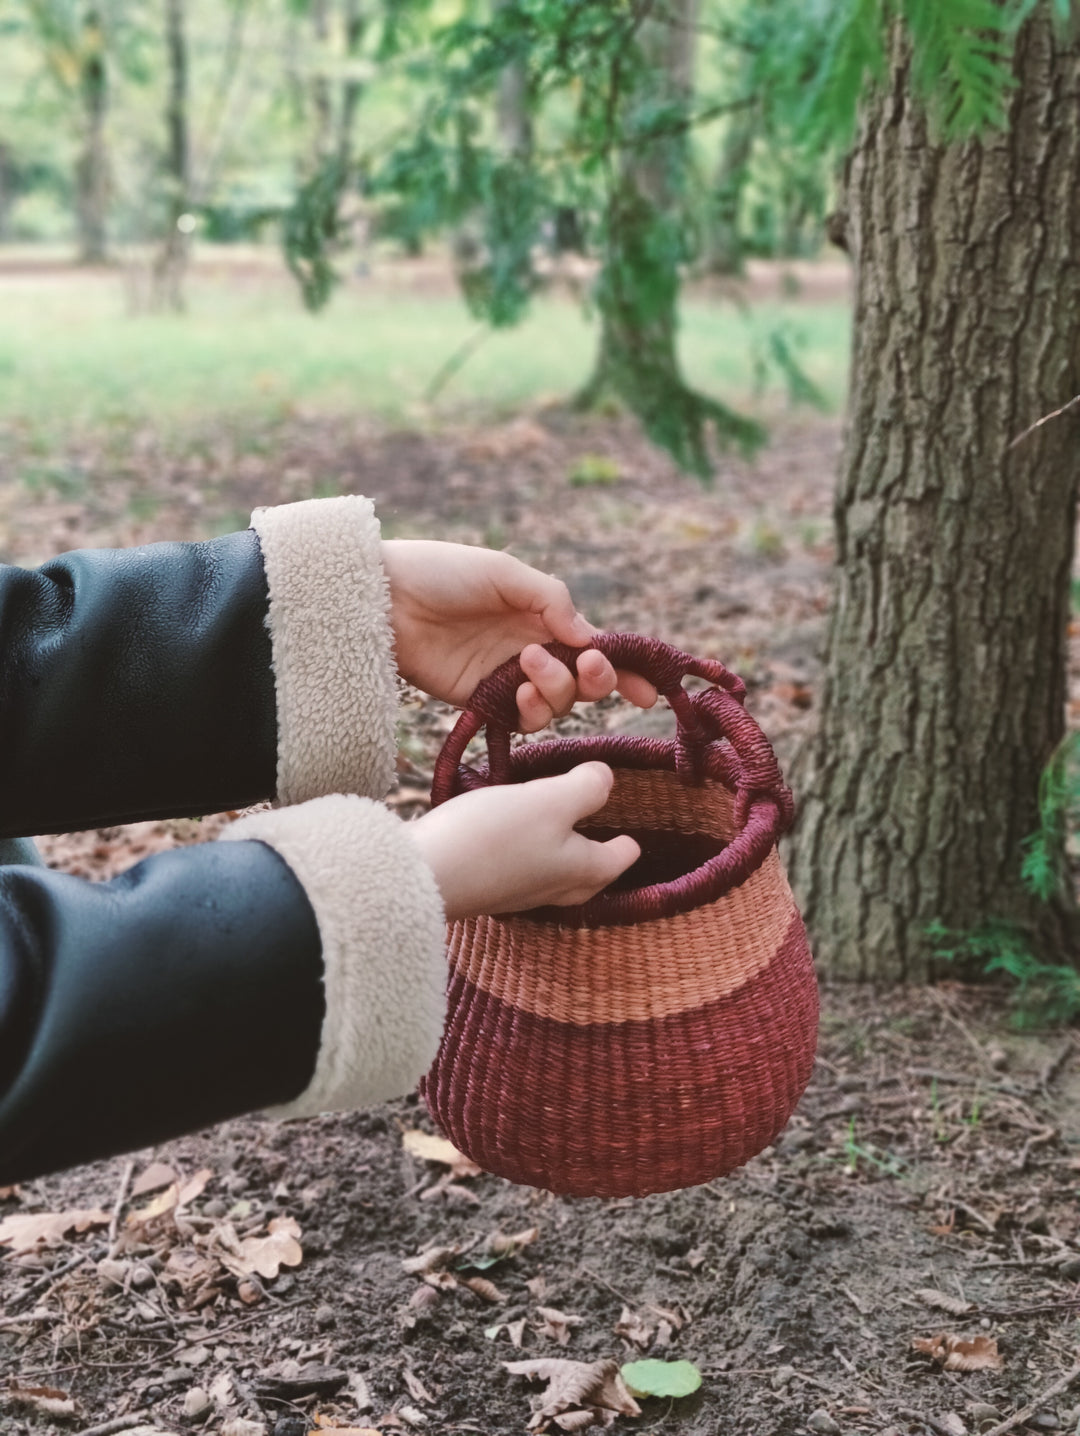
(0, 528, 278, 839)
(0, 531, 325, 1183)
(0, 837, 323, 1185)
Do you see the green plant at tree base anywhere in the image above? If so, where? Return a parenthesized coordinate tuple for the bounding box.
(928, 727, 1080, 1025)
(927, 917, 1080, 1029)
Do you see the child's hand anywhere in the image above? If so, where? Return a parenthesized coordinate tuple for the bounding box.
(409, 762, 640, 919)
(382, 540, 656, 731)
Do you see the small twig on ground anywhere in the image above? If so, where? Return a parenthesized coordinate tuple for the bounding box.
(580, 1264, 637, 1308)
(978, 1355, 1080, 1436)
(1007, 393, 1080, 451)
(75, 1413, 154, 1436)
(107, 1159, 135, 1257)
(8, 1244, 104, 1313)
(1016, 1125, 1058, 1172)
(0, 1310, 64, 1329)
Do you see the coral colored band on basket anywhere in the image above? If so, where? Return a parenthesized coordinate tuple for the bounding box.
(430, 632, 796, 928)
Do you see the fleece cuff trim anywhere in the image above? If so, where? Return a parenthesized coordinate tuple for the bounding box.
(224, 795, 447, 1115)
(251, 496, 398, 805)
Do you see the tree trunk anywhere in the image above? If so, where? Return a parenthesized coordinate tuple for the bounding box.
(337, 0, 366, 168)
(153, 0, 191, 310)
(789, 15, 1080, 982)
(494, 0, 531, 158)
(75, 9, 108, 265)
(0, 144, 13, 241)
(580, 0, 763, 473)
(310, 0, 333, 168)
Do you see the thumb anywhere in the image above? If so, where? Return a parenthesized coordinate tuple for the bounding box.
(552, 760, 616, 822)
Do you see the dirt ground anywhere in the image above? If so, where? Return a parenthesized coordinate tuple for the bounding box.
(3, 405, 1080, 1436)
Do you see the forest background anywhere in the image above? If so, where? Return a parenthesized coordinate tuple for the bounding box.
(5, 4, 1080, 1436)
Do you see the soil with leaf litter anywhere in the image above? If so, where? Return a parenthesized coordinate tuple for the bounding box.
(5, 409, 1080, 1436)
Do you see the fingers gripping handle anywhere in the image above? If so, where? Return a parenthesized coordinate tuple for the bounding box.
(430, 632, 789, 813)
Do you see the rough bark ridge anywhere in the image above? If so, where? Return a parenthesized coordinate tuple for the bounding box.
(790, 16, 1080, 981)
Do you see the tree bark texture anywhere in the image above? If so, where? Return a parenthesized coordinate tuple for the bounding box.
(494, 0, 531, 158)
(790, 15, 1080, 981)
(75, 9, 108, 264)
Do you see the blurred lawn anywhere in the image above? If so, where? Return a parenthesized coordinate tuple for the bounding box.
(0, 259, 850, 438)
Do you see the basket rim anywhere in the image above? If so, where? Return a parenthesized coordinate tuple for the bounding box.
(450, 731, 785, 929)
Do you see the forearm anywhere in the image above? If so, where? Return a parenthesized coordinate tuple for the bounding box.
(0, 496, 400, 837)
(0, 795, 447, 1185)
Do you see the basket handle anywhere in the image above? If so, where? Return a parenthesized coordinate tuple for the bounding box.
(431, 632, 790, 827)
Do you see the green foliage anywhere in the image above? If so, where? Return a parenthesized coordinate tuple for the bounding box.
(621, 1359, 703, 1400)
(283, 156, 349, 311)
(928, 918, 1080, 1027)
(1020, 733, 1080, 904)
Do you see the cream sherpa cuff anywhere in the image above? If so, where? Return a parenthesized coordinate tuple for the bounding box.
(223, 795, 447, 1115)
(251, 496, 399, 805)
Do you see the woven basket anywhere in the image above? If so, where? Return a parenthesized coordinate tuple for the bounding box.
(421, 632, 817, 1198)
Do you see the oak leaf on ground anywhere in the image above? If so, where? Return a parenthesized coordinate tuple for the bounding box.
(911, 1332, 1003, 1371)
(505, 1357, 641, 1432)
(401, 1130, 481, 1179)
(213, 1215, 303, 1280)
(0, 1207, 109, 1252)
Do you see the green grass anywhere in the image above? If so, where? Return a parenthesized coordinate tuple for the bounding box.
(0, 258, 851, 438)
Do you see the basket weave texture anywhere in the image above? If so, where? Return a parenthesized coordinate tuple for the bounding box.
(421, 633, 818, 1198)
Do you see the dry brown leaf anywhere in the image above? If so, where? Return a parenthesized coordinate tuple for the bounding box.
(614, 1306, 653, 1352)
(505, 1358, 641, 1428)
(402, 1369, 435, 1403)
(401, 1244, 460, 1276)
(914, 1288, 974, 1316)
(461, 1275, 505, 1303)
(215, 1215, 303, 1280)
(401, 1130, 481, 1179)
(131, 1161, 178, 1197)
(508, 1318, 528, 1349)
(0, 1206, 110, 1252)
(129, 1166, 212, 1224)
(0, 1185, 20, 1200)
(308, 1428, 383, 1436)
(6, 1384, 78, 1420)
(489, 1227, 540, 1257)
(912, 1332, 1003, 1372)
(536, 1306, 585, 1346)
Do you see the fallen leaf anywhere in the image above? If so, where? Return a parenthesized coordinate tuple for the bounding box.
(912, 1332, 1003, 1372)
(129, 1167, 212, 1224)
(403, 1368, 434, 1403)
(505, 1357, 641, 1429)
(460, 1275, 504, 1303)
(208, 1371, 235, 1410)
(614, 1307, 653, 1352)
(401, 1130, 481, 1179)
(465, 1227, 540, 1268)
(131, 1161, 178, 1197)
(620, 1358, 702, 1399)
(0, 1207, 110, 1252)
(5, 1384, 79, 1420)
(215, 1215, 303, 1280)
(914, 1289, 974, 1316)
(536, 1306, 585, 1345)
(401, 1244, 460, 1276)
(0, 1185, 20, 1200)
(308, 1429, 383, 1436)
